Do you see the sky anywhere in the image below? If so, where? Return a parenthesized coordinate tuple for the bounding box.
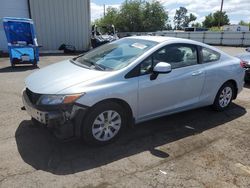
(91, 0, 250, 25)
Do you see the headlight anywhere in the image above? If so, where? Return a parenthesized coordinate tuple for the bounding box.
(38, 93, 83, 105)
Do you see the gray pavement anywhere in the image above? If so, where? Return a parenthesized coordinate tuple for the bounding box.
(0, 46, 249, 188)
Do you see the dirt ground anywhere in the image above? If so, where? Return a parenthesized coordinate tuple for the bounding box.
(0, 46, 249, 188)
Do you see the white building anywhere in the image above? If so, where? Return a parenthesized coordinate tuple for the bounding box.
(223, 24, 249, 32)
(0, 0, 91, 52)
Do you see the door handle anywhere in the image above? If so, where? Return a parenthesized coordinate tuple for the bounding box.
(192, 70, 203, 76)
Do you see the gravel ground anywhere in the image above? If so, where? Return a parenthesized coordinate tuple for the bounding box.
(0, 46, 249, 188)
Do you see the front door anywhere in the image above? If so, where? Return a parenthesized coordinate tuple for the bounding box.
(138, 43, 205, 121)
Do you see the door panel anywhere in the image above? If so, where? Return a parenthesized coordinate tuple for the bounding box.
(137, 43, 205, 121)
(138, 64, 205, 120)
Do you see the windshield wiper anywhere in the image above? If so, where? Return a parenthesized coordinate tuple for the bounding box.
(82, 58, 105, 71)
(73, 54, 84, 61)
(70, 59, 90, 69)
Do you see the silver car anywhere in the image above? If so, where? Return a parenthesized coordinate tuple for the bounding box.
(22, 36, 245, 145)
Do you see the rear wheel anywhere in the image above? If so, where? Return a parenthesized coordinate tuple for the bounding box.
(81, 101, 127, 145)
(213, 82, 235, 111)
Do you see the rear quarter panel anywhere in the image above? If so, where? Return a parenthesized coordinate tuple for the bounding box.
(199, 56, 244, 105)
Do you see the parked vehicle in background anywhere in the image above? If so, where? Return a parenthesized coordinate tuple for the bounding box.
(91, 24, 119, 48)
(22, 36, 245, 145)
(223, 24, 249, 32)
(184, 27, 208, 32)
(235, 49, 250, 82)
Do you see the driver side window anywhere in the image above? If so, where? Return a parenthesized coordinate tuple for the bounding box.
(140, 56, 153, 75)
(152, 44, 198, 69)
(140, 43, 198, 75)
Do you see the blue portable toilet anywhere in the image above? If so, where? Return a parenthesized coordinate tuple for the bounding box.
(3, 17, 39, 67)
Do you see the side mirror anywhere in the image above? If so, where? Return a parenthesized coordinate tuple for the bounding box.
(150, 62, 172, 80)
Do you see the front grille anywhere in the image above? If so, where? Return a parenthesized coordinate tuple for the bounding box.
(26, 88, 42, 105)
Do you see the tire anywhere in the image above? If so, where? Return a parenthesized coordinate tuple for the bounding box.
(31, 117, 43, 126)
(81, 101, 127, 145)
(33, 61, 38, 67)
(212, 82, 235, 111)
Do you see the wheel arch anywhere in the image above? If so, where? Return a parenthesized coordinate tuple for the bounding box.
(212, 79, 238, 111)
(215, 79, 238, 101)
(89, 98, 134, 126)
(224, 79, 238, 99)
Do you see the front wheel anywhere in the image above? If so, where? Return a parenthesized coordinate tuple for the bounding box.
(212, 82, 235, 111)
(81, 101, 127, 145)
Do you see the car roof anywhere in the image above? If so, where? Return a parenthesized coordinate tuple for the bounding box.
(127, 35, 231, 58)
(127, 35, 177, 43)
(127, 35, 197, 43)
(127, 35, 211, 48)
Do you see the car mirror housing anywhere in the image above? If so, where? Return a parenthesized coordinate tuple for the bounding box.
(150, 62, 172, 80)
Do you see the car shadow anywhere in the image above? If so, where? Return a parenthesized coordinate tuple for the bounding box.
(15, 103, 246, 175)
(244, 82, 250, 88)
(0, 65, 39, 73)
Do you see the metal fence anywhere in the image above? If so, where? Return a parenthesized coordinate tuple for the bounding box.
(118, 31, 250, 46)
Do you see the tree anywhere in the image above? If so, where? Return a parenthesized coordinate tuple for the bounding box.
(94, 7, 121, 27)
(142, 1, 169, 31)
(202, 13, 214, 28)
(174, 7, 187, 30)
(239, 20, 248, 26)
(239, 20, 250, 29)
(119, 0, 143, 32)
(185, 13, 197, 27)
(213, 11, 229, 26)
(174, 7, 197, 30)
(203, 11, 230, 28)
(165, 23, 172, 30)
(191, 22, 202, 28)
(95, 0, 169, 32)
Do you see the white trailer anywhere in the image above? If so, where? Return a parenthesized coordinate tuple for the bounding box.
(223, 25, 249, 32)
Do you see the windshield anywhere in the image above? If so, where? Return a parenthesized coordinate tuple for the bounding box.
(74, 38, 158, 71)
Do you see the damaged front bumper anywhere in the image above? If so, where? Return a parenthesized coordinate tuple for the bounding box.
(22, 90, 87, 139)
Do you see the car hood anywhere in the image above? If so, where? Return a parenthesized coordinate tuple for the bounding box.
(25, 60, 109, 94)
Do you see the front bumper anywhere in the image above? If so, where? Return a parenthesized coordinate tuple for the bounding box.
(22, 91, 65, 125)
(22, 90, 87, 138)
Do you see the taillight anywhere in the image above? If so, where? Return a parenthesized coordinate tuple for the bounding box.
(240, 60, 247, 68)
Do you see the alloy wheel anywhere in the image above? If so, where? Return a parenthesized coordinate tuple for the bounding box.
(92, 110, 122, 141)
(219, 86, 233, 108)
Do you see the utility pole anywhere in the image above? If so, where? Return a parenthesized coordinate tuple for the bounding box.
(104, 4, 106, 17)
(218, 0, 224, 28)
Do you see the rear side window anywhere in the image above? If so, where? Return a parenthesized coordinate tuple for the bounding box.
(202, 47, 220, 63)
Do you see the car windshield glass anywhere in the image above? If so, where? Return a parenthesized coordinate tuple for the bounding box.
(74, 38, 158, 71)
